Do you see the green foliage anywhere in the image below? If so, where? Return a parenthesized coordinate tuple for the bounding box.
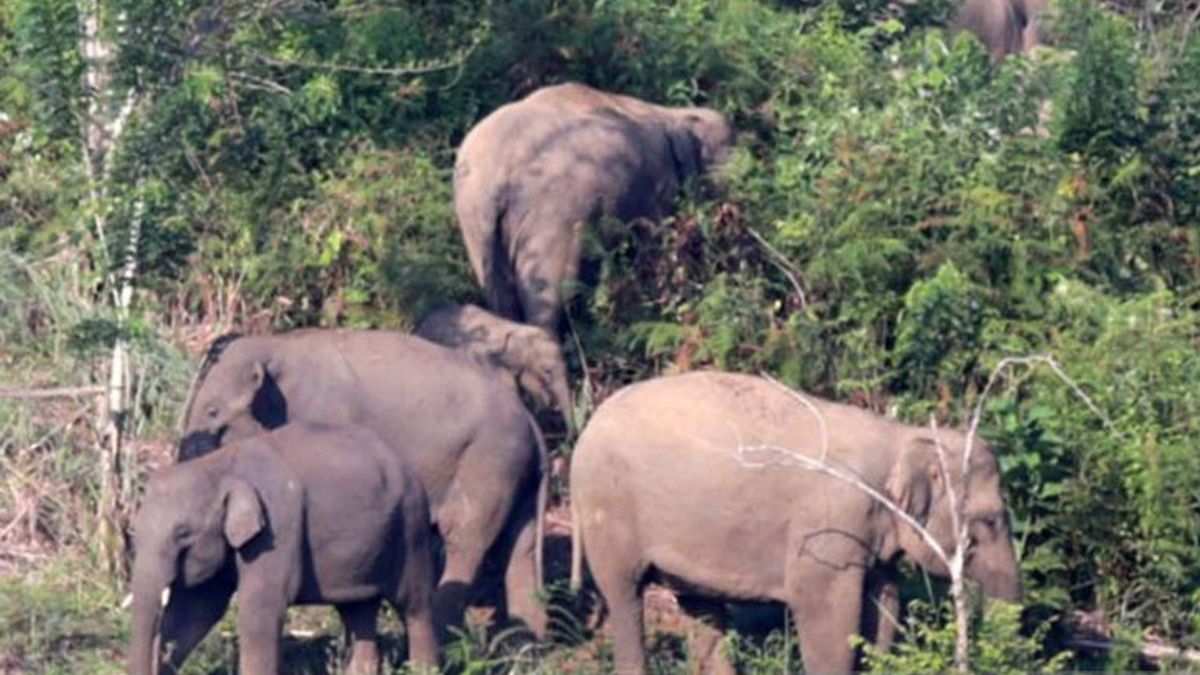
(894, 262, 987, 394)
(859, 599, 1072, 673)
(5, 0, 1200, 671)
(1053, 2, 1142, 162)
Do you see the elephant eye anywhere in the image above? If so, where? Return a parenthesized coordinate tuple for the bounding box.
(978, 514, 1003, 534)
(205, 405, 219, 420)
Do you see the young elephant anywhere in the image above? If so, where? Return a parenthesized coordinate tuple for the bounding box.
(129, 423, 437, 675)
(415, 303, 573, 434)
(569, 371, 1021, 675)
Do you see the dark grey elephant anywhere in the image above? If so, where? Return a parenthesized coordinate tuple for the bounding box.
(415, 303, 573, 434)
(129, 423, 437, 675)
(955, 0, 1045, 61)
(454, 82, 735, 332)
(178, 330, 549, 638)
(569, 371, 1021, 675)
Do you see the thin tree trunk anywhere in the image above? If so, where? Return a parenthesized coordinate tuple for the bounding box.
(79, 0, 141, 577)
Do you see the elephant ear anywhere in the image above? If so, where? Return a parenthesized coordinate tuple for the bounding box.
(221, 478, 265, 549)
(666, 120, 702, 182)
(887, 437, 944, 525)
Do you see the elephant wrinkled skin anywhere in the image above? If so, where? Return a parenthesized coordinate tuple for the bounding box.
(569, 371, 1021, 675)
(129, 423, 437, 675)
(178, 329, 549, 638)
(454, 82, 734, 332)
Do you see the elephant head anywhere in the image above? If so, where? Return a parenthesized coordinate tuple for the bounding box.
(502, 326, 575, 435)
(886, 430, 1022, 601)
(178, 335, 285, 460)
(665, 107, 735, 182)
(128, 457, 264, 675)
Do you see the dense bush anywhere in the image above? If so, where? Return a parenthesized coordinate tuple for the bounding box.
(3, 0, 1200, 671)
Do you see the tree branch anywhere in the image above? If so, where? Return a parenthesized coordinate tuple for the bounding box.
(746, 227, 809, 310)
(0, 385, 105, 400)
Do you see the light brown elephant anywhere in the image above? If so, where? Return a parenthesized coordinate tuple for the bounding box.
(955, 0, 1046, 61)
(454, 82, 735, 332)
(569, 371, 1021, 674)
(415, 303, 573, 434)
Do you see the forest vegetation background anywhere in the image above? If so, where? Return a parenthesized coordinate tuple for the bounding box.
(2, 0, 1200, 671)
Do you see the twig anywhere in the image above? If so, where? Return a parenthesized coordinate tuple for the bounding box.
(243, 47, 472, 78)
(760, 372, 830, 462)
(1070, 637, 1200, 665)
(746, 227, 808, 310)
(733, 442, 953, 572)
(228, 71, 293, 96)
(0, 385, 105, 399)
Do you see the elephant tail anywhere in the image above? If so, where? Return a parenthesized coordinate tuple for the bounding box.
(454, 161, 522, 322)
(569, 484, 583, 594)
(521, 405, 549, 594)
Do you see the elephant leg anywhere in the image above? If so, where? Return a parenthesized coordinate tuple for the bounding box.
(862, 565, 901, 654)
(496, 492, 547, 639)
(336, 599, 381, 675)
(433, 479, 514, 640)
(600, 576, 646, 675)
(588, 551, 647, 675)
(160, 578, 234, 670)
(393, 522, 439, 668)
(677, 596, 734, 675)
(787, 564, 865, 675)
(394, 596, 439, 669)
(234, 588, 286, 675)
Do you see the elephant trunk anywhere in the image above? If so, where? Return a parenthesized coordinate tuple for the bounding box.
(968, 539, 1023, 603)
(129, 582, 168, 675)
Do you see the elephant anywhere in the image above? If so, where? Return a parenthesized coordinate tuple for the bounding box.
(568, 371, 1021, 674)
(454, 82, 735, 332)
(178, 329, 549, 638)
(128, 422, 437, 675)
(955, 0, 1045, 61)
(415, 303, 573, 434)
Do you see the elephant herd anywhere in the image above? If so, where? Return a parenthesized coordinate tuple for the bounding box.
(129, 81, 1023, 675)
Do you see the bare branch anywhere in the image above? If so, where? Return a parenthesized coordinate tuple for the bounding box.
(228, 71, 293, 96)
(0, 386, 105, 400)
(746, 227, 808, 310)
(242, 43, 476, 78)
(760, 372, 830, 462)
(734, 443, 953, 572)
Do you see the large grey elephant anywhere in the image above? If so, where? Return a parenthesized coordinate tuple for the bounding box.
(129, 423, 437, 675)
(569, 371, 1021, 674)
(416, 303, 573, 434)
(178, 329, 549, 638)
(955, 0, 1045, 61)
(454, 82, 735, 332)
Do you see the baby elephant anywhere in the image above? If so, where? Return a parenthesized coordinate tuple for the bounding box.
(416, 303, 573, 433)
(570, 371, 1020, 675)
(128, 423, 437, 675)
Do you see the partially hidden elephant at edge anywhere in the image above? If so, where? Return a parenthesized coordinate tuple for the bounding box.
(416, 303, 573, 434)
(454, 82, 735, 332)
(569, 371, 1021, 674)
(178, 329, 549, 638)
(129, 423, 437, 675)
(956, 0, 1046, 61)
